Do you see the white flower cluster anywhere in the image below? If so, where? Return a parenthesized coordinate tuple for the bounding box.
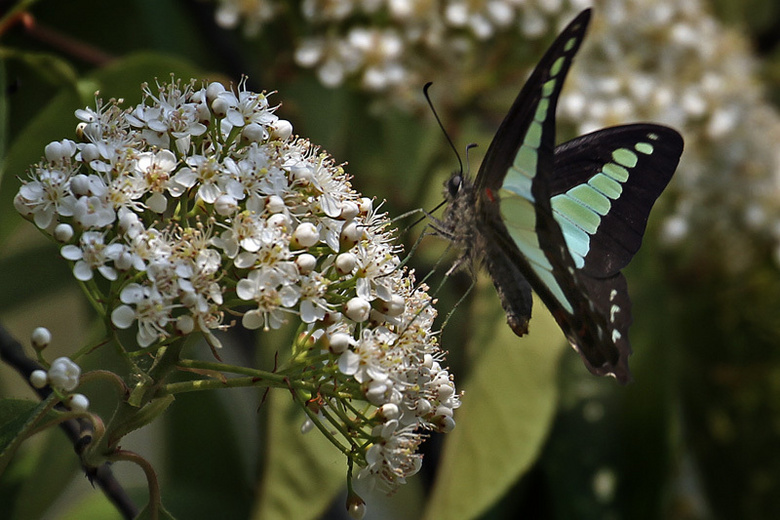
(14, 77, 459, 492)
(557, 0, 780, 271)
(336, 276, 460, 490)
(214, 0, 590, 98)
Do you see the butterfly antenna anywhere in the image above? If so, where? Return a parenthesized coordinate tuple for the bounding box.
(464, 142, 478, 176)
(424, 82, 464, 175)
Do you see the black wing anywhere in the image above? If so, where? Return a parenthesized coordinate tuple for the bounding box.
(551, 124, 684, 277)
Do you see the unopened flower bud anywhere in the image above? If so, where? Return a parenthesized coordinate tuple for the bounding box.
(70, 174, 91, 196)
(206, 82, 225, 103)
(211, 97, 229, 118)
(339, 201, 359, 220)
(346, 492, 366, 520)
(292, 222, 319, 248)
(214, 194, 238, 216)
(44, 140, 74, 162)
(30, 370, 48, 388)
(31, 327, 52, 350)
(176, 315, 195, 334)
(340, 220, 363, 249)
(300, 418, 315, 434)
(376, 294, 405, 316)
(328, 332, 353, 354)
(358, 197, 372, 215)
(378, 403, 400, 420)
(335, 253, 357, 274)
(344, 297, 370, 322)
(291, 165, 313, 184)
(67, 393, 90, 412)
(267, 212, 290, 230)
(241, 122, 266, 143)
(296, 253, 317, 274)
(80, 143, 100, 163)
(271, 119, 293, 140)
(53, 223, 74, 242)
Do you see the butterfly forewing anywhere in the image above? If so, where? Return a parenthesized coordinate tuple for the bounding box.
(476, 10, 591, 194)
(476, 9, 592, 329)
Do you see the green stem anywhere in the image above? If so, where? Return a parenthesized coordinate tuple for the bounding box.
(75, 277, 107, 320)
(80, 369, 130, 396)
(294, 387, 353, 458)
(159, 375, 313, 395)
(70, 337, 111, 361)
(109, 450, 160, 520)
(177, 358, 280, 377)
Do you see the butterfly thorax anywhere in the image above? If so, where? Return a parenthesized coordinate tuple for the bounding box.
(441, 174, 481, 271)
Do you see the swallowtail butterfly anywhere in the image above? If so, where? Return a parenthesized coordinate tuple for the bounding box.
(443, 9, 683, 383)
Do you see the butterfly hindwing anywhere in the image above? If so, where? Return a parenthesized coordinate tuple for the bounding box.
(550, 124, 684, 277)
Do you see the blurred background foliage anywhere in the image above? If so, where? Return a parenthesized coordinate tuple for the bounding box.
(1, 0, 779, 519)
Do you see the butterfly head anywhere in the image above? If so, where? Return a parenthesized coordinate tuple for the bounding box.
(446, 173, 463, 199)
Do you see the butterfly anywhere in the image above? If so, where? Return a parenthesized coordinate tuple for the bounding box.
(442, 8, 683, 384)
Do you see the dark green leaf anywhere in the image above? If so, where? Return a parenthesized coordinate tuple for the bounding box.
(0, 49, 80, 86)
(251, 389, 344, 520)
(0, 397, 61, 474)
(424, 284, 565, 520)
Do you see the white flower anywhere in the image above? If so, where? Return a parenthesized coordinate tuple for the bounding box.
(60, 231, 124, 281)
(48, 357, 81, 392)
(111, 283, 176, 347)
(15, 165, 77, 229)
(135, 150, 179, 212)
(237, 267, 299, 330)
(357, 425, 424, 492)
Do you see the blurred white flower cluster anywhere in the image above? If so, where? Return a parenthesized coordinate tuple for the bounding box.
(215, 0, 780, 272)
(214, 0, 590, 99)
(14, 77, 459, 492)
(557, 0, 780, 271)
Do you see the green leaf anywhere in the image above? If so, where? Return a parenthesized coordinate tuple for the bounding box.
(250, 389, 345, 520)
(0, 48, 80, 87)
(0, 243, 73, 314)
(107, 396, 175, 448)
(133, 502, 177, 520)
(60, 491, 125, 520)
(161, 387, 250, 519)
(423, 284, 566, 520)
(9, 428, 81, 520)
(0, 397, 60, 475)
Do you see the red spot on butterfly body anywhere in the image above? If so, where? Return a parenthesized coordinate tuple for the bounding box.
(485, 188, 496, 202)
